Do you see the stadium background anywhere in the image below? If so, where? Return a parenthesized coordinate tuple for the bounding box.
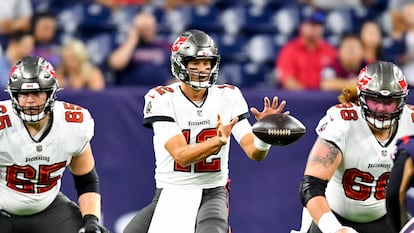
(20, 0, 404, 232)
(30, 0, 391, 88)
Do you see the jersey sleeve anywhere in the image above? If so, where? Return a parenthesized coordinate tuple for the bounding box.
(315, 105, 350, 152)
(76, 108, 94, 155)
(225, 85, 251, 142)
(228, 85, 250, 121)
(143, 87, 175, 128)
(55, 101, 95, 156)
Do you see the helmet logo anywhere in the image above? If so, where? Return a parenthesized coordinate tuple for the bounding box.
(397, 74, 408, 92)
(357, 74, 373, 90)
(44, 62, 56, 78)
(8, 65, 18, 80)
(171, 36, 188, 52)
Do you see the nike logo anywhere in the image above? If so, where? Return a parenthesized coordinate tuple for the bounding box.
(149, 95, 155, 99)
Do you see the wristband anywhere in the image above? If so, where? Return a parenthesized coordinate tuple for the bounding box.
(254, 135, 271, 151)
(318, 212, 342, 233)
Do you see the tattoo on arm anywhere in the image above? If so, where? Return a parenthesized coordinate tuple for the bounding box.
(309, 138, 339, 168)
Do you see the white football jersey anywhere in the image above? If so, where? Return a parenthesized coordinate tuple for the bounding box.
(143, 83, 251, 189)
(0, 100, 94, 215)
(316, 102, 414, 222)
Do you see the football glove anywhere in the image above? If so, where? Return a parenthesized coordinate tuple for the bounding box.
(78, 214, 110, 233)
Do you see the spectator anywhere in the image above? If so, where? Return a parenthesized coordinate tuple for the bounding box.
(0, 0, 32, 49)
(392, 2, 414, 87)
(164, 0, 212, 11)
(0, 30, 34, 89)
(275, 9, 337, 90)
(297, 0, 370, 10)
(31, 12, 61, 67)
(359, 20, 385, 63)
(57, 39, 105, 91)
(107, 12, 172, 87)
(320, 34, 367, 91)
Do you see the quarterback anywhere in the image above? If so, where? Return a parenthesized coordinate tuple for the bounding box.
(298, 61, 414, 233)
(0, 56, 109, 233)
(123, 29, 287, 233)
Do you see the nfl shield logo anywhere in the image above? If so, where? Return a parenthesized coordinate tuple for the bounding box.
(197, 110, 203, 117)
(381, 150, 387, 157)
(36, 145, 42, 152)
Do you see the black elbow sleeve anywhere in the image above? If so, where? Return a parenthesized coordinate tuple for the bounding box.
(300, 175, 328, 207)
(72, 167, 100, 197)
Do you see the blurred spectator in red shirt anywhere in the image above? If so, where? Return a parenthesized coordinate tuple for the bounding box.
(320, 34, 367, 91)
(107, 12, 173, 87)
(275, 9, 337, 90)
(31, 12, 61, 68)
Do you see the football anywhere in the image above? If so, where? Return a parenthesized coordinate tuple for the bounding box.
(252, 114, 306, 146)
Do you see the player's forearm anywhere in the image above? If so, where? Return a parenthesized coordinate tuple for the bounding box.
(306, 196, 332, 224)
(108, 38, 137, 70)
(173, 136, 224, 166)
(78, 192, 102, 219)
(241, 133, 269, 161)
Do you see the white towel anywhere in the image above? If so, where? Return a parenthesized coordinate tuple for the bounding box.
(148, 187, 203, 233)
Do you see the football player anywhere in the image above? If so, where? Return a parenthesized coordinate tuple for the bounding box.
(298, 61, 414, 233)
(123, 29, 287, 233)
(387, 135, 414, 233)
(0, 56, 110, 233)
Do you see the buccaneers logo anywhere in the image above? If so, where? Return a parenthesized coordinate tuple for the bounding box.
(171, 36, 188, 52)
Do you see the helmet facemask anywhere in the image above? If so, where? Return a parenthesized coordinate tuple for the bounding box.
(359, 92, 406, 130)
(9, 90, 57, 123)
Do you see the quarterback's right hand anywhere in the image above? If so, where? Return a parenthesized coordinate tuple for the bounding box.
(216, 114, 238, 145)
(335, 226, 358, 233)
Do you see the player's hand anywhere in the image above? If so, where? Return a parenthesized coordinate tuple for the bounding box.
(216, 114, 238, 145)
(335, 226, 358, 233)
(250, 96, 288, 121)
(78, 214, 111, 233)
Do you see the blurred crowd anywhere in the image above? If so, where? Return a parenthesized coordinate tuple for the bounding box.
(3, 0, 414, 91)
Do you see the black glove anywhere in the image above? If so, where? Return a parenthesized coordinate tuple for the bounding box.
(78, 214, 111, 233)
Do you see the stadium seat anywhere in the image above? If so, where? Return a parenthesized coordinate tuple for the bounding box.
(271, 5, 300, 39)
(243, 6, 278, 34)
(187, 5, 221, 33)
(214, 33, 248, 63)
(217, 6, 245, 35)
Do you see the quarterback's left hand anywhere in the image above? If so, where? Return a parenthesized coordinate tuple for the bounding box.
(250, 96, 289, 121)
(79, 214, 111, 233)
